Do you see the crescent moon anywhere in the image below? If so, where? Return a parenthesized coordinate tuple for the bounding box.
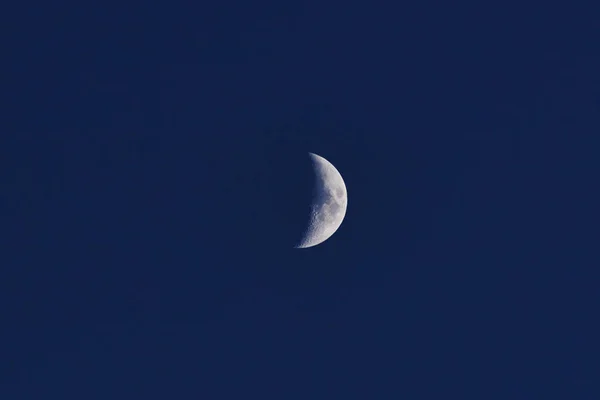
(295, 153, 348, 248)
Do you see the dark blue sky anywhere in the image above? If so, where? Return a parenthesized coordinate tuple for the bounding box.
(2, 1, 598, 398)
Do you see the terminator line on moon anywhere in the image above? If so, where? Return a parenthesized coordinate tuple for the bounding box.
(295, 153, 348, 249)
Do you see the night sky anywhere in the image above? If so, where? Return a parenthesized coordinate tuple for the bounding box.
(2, 1, 599, 398)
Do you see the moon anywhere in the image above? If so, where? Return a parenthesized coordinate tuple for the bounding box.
(295, 153, 348, 249)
